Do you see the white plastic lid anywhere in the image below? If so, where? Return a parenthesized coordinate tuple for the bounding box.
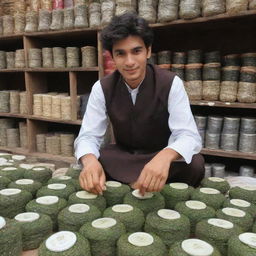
(15, 179, 34, 185)
(46, 231, 77, 252)
(157, 209, 181, 220)
(0, 188, 21, 196)
(240, 185, 256, 191)
(208, 177, 225, 182)
(92, 218, 117, 229)
(48, 184, 67, 190)
(19, 164, 35, 169)
(106, 181, 122, 188)
(12, 155, 26, 161)
(185, 200, 207, 210)
(208, 218, 234, 229)
(132, 189, 154, 199)
(76, 191, 97, 199)
(36, 196, 59, 205)
(8, 160, 14, 163)
(112, 204, 133, 213)
(0, 216, 6, 229)
(0, 158, 7, 163)
(230, 199, 251, 208)
(15, 212, 40, 222)
(0, 162, 13, 167)
(33, 167, 46, 171)
(69, 204, 90, 213)
(57, 176, 72, 180)
(2, 167, 17, 171)
(239, 233, 256, 249)
(222, 208, 246, 218)
(128, 232, 154, 247)
(181, 239, 214, 256)
(169, 183, 189, 189)
(200, 187, 220, 194)
(0, 153, 11, 156)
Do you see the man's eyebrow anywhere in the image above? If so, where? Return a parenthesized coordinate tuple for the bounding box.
(113, 46, 143, 53)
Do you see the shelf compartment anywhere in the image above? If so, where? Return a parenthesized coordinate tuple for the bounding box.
(190, 100, 256, 109)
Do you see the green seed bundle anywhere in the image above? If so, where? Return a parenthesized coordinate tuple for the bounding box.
(37, 183, 76, 200)
(201, 177, 230, 194)
(103, 181, 131, 206)
(80, 217, 126, 256)
(0, 217, 22, 256)
(161, 183, 194, 209)
(103, 204, 145, 232)
(144, 209, 190, 248)
(14, 212, 53, 250)
(58, 203, 101, 232)
(24, 166, 52, 184)
(0, 175, 11, 189)
(8, 179, 42, 196)
(0, 188, 32, 218)
(229, 185, 256, 204)
(191, 187, 225, 210)
(123, 190, 165, 216)
(68, 191, 106, 212)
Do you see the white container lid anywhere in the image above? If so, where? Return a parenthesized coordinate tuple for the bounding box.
(92, 217, 117, 229)
(185, 200, 207, 210)
(181, 239, 214, 256)
(15, 212, 40, 222)
(112, 204, 133, 213)
(106, 181, 122, 188)
(239, 233, 256, 249)
(15, 179, 34, 185)
(132, 189, 153, 199)
(36, 196, 59, 205)
(128, 232, 154, 247)
(69, 204, 90, 213)
(76, 191, 97, 199)
(0, 188, 21, 196)
(207, 218, 234, 229)
(169, 182, 189, 189)
(157, 209, 181, 220)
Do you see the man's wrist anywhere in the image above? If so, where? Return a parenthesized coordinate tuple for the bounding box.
(80, 153, 97, 167)
(162, 148, 181, 163)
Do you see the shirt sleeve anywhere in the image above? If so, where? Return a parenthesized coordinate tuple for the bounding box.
(74, 80, 108, 161)
(165, 76, 202, 163)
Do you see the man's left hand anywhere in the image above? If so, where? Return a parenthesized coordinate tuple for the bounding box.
(132, 148, 180, 195)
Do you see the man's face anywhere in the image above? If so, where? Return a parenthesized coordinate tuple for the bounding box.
(112, 35, 151, 88)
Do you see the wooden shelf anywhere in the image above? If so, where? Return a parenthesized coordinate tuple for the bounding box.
(0, 147, 76, 163)
(28, 115, 82, 125)
(0, 112, 27, 118)
(0, 69, 24, 73)
(26, 67, 99, 72)
(201, 148, 256, 160)
(190, 100, 256, 109)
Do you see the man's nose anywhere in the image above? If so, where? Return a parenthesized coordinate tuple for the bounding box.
(125, 54, 135, 66)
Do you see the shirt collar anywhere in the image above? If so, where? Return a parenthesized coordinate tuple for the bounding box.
(124, 79, 144, 94)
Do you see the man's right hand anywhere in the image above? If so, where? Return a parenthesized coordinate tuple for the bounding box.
(79, 154, 106, 195)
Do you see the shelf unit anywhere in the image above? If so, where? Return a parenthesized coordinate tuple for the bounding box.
(0, 11, 255, 167)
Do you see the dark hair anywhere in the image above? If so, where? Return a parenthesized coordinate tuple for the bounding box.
(100, 12, 154, 53)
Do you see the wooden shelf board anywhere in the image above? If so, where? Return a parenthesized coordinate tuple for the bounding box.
(0, 147, 76, 163)
(0, 33, 23, 40)
(201, 148, 256, 160)
(0, 112, 27, 118)
(26, 67, 99, 72)
(28, 115, 82, 125)
(0, 69, 24, 72)
(190, 100, 256, 109)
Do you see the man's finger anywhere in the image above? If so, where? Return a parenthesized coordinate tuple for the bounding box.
(153, 178, 161, 192)
(99, 171, 106, 191)
(92, 172, 102, 195)
(147, 177, 157, 192)
(138, 174, 152, 196)
(158, 178, 166, 192)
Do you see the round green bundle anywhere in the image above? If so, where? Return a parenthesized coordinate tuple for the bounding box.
(223, 198, 256, 218)
(80, 217, 126, 256)
(161, 183, 194, 209)
(144, 209, 190, 248)
(0, 153, 12, 160)
(0, 166, 24, 181)
(0, 175, 11, 189)
(14, 212, 53, 250)
(24, 166, 52, 184)
(229, 185, 256, 204)
(0, 188, 32, 218)
(228, 232, 256, 256)
(175, 200, 216, 234)
(11, 155, 26, 163)
(201, 177, 230, 194)
(253, 222, 256, 233)
(58, 203, 101, 232)
(66, 166, 82, 179)
(38, 231, 91, 256)
(26, 195, 67, 230)
(169, 239, 221, 256)
(216, 207, 253, 232)
(117, 232, 167, 256)
(37, 183, 76, 200)
(103, 181, 131, 206)
(68, 190, 106, 212)
(191, 187, 225, 210)
(0, 216, 22, 256)
(123, 189, 165, 216)
(8, 179, 42, 196)
(48, 176, 81, 190)
(195, 218, 243, 255)
(103, 204, 145, 232)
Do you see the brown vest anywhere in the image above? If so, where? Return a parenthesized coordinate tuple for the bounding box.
(101, 64, 176, 152)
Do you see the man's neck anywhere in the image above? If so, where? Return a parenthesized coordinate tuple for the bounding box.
(124, 79, 144, 89)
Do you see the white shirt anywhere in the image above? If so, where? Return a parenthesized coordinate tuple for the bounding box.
(74, 75, 202, 164)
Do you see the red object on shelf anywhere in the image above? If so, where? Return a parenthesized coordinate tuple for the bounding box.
(103, 50, 116, 75)
(53, 0, 64, 9)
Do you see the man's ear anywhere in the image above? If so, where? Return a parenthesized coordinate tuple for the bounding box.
(147, 46, 152, 59)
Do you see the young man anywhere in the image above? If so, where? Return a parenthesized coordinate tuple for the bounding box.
(75, 12, 204, 195)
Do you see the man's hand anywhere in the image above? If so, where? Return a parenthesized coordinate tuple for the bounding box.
(79, 154, 106, 195)
(132, 148, 180, 195)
